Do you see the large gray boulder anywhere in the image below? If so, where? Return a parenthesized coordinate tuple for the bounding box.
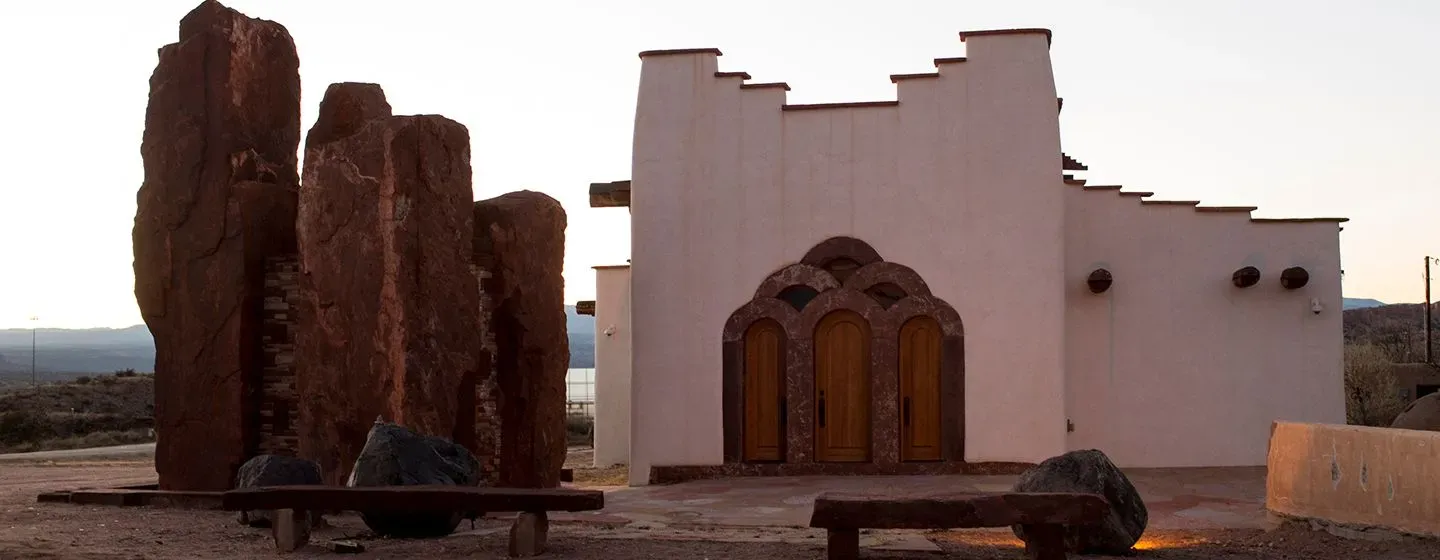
(347, 419, 482, 537)
(1010, 449, 1147, 555)
(1391, 393, 1440, 431)
(234, 454, 323, 527)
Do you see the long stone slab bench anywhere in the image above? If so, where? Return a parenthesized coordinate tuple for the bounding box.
(808, 491, 1109, 560)
(222, 485, 604, 556)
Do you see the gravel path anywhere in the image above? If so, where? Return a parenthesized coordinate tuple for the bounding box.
(0, 443, 156, 463)
(0, 460, 1435, 559)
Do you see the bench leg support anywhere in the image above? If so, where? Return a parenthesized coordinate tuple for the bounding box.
(270, 508, 312, 553)
(1021, 523, 1068, 560)
(825, 528, 860, 560)
(508, 511, 550, 557)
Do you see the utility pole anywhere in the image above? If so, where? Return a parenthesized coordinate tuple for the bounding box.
(1427, 258, 1434, 365)
(28, 316, 39, 385)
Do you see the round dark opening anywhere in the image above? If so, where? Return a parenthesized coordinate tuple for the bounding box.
(1281, 266, 1310, 290)
(1087, 268, 1113, 294)
(1232, 266, 1261, 288)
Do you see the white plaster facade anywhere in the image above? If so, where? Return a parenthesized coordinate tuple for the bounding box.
(591, 265, 632, 467)
(591, 29, 1345, 486)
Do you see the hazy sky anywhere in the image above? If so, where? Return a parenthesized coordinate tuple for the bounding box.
(2, 0, 1436, 329)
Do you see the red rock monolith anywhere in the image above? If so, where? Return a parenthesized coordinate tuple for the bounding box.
(304, 82, 392, 153)
(132, 0, 301, 491)
(295, 114, 479, 485)
(472, 191, 570, 488)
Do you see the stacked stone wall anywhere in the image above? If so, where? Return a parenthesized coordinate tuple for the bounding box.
(258, 255, 301, 456)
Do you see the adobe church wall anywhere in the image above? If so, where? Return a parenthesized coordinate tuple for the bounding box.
(1063, 190, 1345, 467)
(627, 30, 1069, 484)
(591, 266, 633, 468)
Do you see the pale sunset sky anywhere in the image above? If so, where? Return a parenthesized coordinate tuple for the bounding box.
(1, 0, 1436, 329)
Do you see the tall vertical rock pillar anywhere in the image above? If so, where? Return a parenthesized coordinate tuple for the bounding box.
(132, 1, 301, 491)
(472, 192, 570, 488)
(296, 96, 479, 485)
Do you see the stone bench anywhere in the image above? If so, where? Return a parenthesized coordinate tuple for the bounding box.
(222, 485, 605, 557)
(808, 491, 1110, 560)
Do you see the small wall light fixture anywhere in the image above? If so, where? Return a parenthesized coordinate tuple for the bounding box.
(603, 325, 617, 337)
(1310, 298, 1323, 314)
(1086, 268, 1113, 294)
(1232, 266, 1261, 288)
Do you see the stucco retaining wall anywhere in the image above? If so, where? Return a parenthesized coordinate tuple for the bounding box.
(1266, 421, 1440, 538)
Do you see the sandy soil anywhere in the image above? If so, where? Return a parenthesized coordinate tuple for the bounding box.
(0, 456, 1435, 559)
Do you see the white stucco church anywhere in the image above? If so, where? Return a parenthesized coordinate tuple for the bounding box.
(582, 28, 1346, 486)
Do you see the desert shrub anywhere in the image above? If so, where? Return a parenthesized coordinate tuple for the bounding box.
(26, 429, 154, 452)
(113, 369, 138, 378)
(74, 376, 92, 385)
(0, 409, 53, 446)
(1345, 343, 1406, 427)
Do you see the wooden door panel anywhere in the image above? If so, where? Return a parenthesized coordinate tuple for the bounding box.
(815, 310, 871, 462)
(743, 320, 785, 462)
(899, 316, 943, 461)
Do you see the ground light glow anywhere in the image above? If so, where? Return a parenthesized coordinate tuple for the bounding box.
(1132, 534, 1211, 550)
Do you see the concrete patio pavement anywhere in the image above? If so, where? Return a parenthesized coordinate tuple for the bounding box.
(558, 467, 1270, 531)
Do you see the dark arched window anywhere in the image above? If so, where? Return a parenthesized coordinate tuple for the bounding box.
(822, 257, 862, 283)
(777, 285, 820, 311)
(864, 282, 907, 309)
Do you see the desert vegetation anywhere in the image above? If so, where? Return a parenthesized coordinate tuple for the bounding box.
(1342, 343, 1407, 426)
(1341, 302, 1439, 427)
(0, 370, 155, 453)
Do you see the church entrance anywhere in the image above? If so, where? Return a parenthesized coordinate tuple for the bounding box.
(814, 310, 872, 462)
(715, 236, 965, 478)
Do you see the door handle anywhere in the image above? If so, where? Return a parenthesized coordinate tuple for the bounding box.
(903, 397, 911, 427)
(818, 390, 826, 428)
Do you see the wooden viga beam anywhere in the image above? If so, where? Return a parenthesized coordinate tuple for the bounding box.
(589, 180, 631, 208)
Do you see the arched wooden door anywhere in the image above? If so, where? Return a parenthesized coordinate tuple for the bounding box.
(743, 320, 786, 461)
(899, 316, 943, 461)
(814, 310, 872, 462)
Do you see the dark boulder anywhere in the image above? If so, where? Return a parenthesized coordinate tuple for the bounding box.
(1010, 449, 1147, 555)
(234, 454, 323, 527)
(347, 419, 482, 537)
(1391, 393, 1440, 431)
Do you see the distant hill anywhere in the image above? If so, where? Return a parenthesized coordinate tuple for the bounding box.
(1343, 298, 1387, 310)
(1343, 302, 1437, 363)
(0, 324, 152, 347)
(0, 306, 598, 381)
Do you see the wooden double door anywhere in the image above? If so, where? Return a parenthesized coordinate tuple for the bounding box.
(742, 312, 943, 463)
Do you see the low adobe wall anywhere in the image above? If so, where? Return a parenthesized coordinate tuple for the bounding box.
(1266, 421, 1440, 538)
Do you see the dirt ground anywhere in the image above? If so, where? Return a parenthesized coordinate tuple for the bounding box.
(0, 454, 1436, 559)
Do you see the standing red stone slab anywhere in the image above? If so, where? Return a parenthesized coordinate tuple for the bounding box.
(295, 115, 479, 485)
(132, 0, 301, 491)
(304, 82, 393, 154)
(472, 192, 570, 488)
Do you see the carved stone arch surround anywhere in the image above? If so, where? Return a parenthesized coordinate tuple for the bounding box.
(721, 237, 965, 470)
